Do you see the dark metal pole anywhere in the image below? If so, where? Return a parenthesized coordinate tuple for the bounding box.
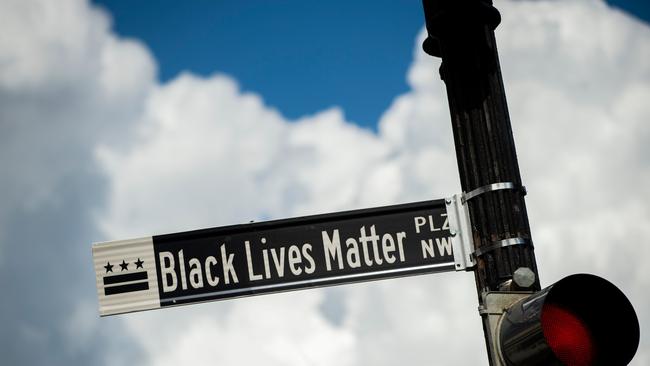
(421, 0, 540, 363)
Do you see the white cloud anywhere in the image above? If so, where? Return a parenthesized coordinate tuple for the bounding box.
(97, 73, 398, 238)
(0, 0, 154, 218)
(0, 0, 153, 364)
(123, 290, 357, 366)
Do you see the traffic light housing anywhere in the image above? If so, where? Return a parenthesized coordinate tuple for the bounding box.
(485, 273, 639, 366)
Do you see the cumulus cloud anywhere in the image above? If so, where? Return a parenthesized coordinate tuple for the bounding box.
(123, 289, 357, 366)
(0, 0, 154, 224)
(0, 0, 152, 364)
(1, 0, 649, 365)
(97, 74, 396, 238)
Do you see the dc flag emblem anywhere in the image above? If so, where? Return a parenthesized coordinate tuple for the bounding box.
(102, 258, 149, 296)
(93, 237, 161, 316)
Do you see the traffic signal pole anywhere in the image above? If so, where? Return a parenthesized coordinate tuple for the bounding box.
(421, 1, 641, 365)
(421, 0, 540, 364)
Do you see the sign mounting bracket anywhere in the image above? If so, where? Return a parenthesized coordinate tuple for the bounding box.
(446, 194, 476, 271)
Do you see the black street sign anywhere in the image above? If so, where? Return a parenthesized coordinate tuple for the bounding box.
(93, 199, 457, 316)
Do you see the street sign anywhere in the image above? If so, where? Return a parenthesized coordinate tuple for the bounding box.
(93, 199, 467, 316)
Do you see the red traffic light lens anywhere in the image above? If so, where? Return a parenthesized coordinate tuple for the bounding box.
(541, 303, 595, 366)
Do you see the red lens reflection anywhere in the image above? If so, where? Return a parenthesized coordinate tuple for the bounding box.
(541, 303, 595, 366)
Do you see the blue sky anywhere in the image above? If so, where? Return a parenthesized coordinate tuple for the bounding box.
(93, 0, 649, 129)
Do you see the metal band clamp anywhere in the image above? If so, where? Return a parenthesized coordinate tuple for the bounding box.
(462, 182, 526, 203)
(472, 237, 533, 258)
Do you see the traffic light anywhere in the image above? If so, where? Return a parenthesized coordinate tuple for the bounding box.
(485, 273, 639, 366)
